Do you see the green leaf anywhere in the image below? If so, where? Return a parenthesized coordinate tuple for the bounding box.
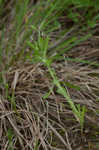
(64, 82, 81, 91)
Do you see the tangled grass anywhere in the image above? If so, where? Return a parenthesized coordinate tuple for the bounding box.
(0, 0, 99, 149)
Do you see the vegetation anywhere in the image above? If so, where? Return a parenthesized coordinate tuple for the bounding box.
(0, 0, 99, 149)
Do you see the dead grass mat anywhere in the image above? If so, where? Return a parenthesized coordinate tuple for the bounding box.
(0, 35, 99, 150)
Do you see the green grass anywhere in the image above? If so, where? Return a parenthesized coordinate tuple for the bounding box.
(7, 129, 14, 150)
(0, 0, 98, 69)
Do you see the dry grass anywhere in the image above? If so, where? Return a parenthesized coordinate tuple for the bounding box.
(0, 1, 99, 150)
(0, 35, 99, 149)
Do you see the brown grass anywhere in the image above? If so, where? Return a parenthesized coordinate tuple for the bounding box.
(0, 35, 99, 149)
(0, 1, 99, 150)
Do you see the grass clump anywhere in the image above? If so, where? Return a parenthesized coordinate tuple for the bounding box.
(0, 0, 99, 149)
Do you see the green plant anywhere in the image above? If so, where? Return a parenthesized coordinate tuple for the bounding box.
(7, 129, 14, 150)
(34, 140, 39, 150)
(28, 31, 86, 131)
